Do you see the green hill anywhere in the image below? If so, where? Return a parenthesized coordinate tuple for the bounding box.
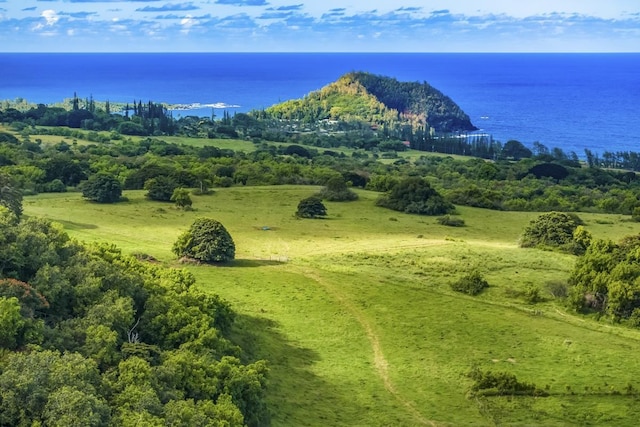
(266, 71, 477, 133)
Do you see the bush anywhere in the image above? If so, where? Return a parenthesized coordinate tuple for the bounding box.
(520, 211, 590, 254)
(172, 218, 235, 263)
(80, 173, 122, 203)
(44, 179, 67, 193)
(144, 176, 178, 202)
(437, 215, 465, 227)
(376, 177, 454, 216)
(317, 176, 358, 202)
(545, 280, 568, 299)
(296, 196, 327, 219)
(468, 368, 548, 397)
(171, 188, 192, 210)
(450, 271, 489, 296)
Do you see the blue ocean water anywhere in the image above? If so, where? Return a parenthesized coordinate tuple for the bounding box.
(0, 53, 638, 155)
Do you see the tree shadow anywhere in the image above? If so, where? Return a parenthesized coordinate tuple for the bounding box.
(229, 313, 358, 426)
(52, 219, 99, 230)
(229, 259, 288, 268)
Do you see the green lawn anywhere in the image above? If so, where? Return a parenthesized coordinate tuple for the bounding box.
(23, 187, 640, 426)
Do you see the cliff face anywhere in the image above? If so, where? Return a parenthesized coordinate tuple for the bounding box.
(266, 72, 476, 133)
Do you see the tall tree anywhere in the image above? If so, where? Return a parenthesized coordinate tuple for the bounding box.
(0, 172, 23, 218)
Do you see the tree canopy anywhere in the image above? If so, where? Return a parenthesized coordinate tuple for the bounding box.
(376, 177, 454, 215)
(0, 172, 23, 217)
(0, 211, 266, 426)
(173, 218, 236, 263)
(520, 211, 591, 254)
(80, 172, 122, 203)
(569, 235, 640, 324)
(296, 196, 328, 219)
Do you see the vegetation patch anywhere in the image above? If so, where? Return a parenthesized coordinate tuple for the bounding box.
(376, 177, 454, 216)
(520, 211, 591, 254)
(437, 214, 465, 227)
(467, 368, 548, 397)
(172, 218, 236, 263)
(450, 270, 489, 296)
(296, 196, 327, 218)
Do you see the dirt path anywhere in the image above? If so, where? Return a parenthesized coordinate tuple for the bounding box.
(297, 267, 437, 427)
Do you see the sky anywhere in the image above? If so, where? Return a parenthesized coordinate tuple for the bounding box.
(0, 0, 638, 52)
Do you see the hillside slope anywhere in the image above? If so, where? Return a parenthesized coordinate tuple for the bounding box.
(266, 72, 476, 133)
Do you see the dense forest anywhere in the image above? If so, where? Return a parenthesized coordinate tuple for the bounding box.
(0, 209, 267, 426)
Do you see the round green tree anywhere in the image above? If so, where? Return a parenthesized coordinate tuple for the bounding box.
(376, 177, 454, 215)
(172, 218, 235, 263)
(317, 176, 358, 201)
(80, 173, 122, 203)
(296, 196, 327, 218)
(520, 211, 589, 254)
(144, 176, 178, 202)
(171, 188, 192, 210)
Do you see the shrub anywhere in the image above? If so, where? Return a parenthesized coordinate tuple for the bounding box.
(172, 218, 235, 263)
(171, 188, 192, 210)
(520, 211, 590, 254)
(317, 176, 358, 202)
(545, 280, 568, 299)
(44, 179, 67, 193)
(468, 368, 548, 397)
(450, 271, 489, 296)
(296, 196, 327, 219)
(80, 173, 122, 203)
(437, 215, 465, 227)
(376, 177, 454, 216)
(144, 176, 178, 202)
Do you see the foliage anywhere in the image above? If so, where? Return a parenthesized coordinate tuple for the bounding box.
(568, 235, 640, 322)
(171, 187, 193, 210)
(265, 72, 475, 132)
(144, 175, 178, 202)
(450, 270, 489, 296)
(296, 196, 327, 218)
(528, 162, 569, 180)
(317, 176, 358, 201)
(437, 214, 465, 227)
(80, 172, 122, 203)
(467, 368, 548, 397)
(376, 177, 454, 216)
(0, 214, 266, 425)
(173, 218, 236, 263)
(502, 140, 532, 160)
(0, 172, 23, 217)
(520, 211, 590, 254)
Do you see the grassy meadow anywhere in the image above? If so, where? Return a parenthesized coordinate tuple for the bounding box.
(23, 186, 640, 426)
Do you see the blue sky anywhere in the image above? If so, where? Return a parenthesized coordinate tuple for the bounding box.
(0, 0, 638, 52)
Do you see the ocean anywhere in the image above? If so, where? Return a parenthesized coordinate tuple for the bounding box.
(0, 53, 638, 156)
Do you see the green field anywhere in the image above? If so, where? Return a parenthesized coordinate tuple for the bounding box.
(24, 187, 640, 426)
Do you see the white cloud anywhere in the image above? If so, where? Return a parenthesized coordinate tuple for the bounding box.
(42, 9, 59, 26)
(180, 15, 197, 33)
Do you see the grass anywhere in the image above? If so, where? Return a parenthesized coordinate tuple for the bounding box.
(23, 186, 640, 426)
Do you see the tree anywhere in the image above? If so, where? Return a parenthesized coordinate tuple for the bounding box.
(171, 188, 193, 210)
(520, 212, 589, 254)
(144, 176, 178, 202)
(376, 177, 454, 215)
(317, 176, 358, 201)
(501, 140, 532, 160)
(80, 173, 122, 203)
(172, 218, 236, 263)
(0, 174, 22, 218)
(296, 196, 327, 218)
(0, 297, 25, 349)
